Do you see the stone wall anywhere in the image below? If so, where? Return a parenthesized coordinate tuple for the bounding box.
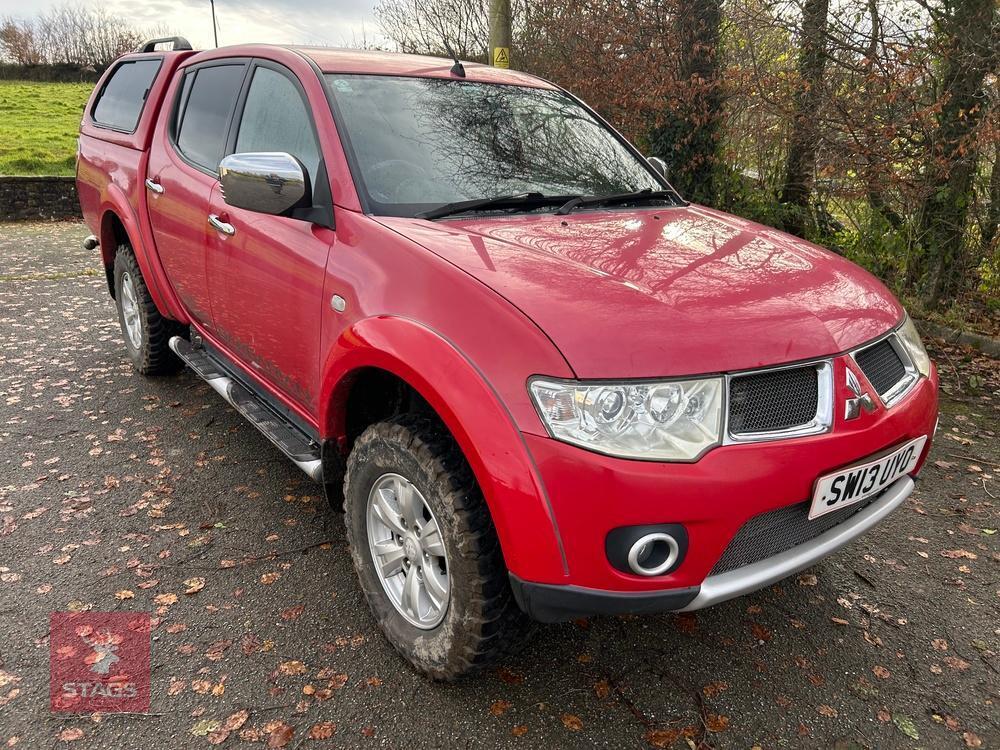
(0, 176, 80, 221)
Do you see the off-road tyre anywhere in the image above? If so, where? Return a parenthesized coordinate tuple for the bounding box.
(112, 245, 184, 375)
(344, 414, 532, 679)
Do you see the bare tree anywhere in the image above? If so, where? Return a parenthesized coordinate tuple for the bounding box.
(0, 4, 165, 71)
(0, 16, 42, 64)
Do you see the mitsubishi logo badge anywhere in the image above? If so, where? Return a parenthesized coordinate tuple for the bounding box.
(845, 369, 876, 420)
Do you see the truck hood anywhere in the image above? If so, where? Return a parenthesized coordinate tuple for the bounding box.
(377, 206, 903, 378)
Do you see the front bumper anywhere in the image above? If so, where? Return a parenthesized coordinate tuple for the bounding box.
(512, 360, 938, 620)
(512, 475, 913, 622)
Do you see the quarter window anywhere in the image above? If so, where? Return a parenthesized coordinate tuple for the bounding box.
(92, 59, 162, 132)
(175, 64, 245, 172)
(235, 66, 320, 186)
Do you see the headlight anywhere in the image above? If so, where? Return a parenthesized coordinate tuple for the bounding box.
(529, 377, 723, 461)
(896, 315, 931, 377)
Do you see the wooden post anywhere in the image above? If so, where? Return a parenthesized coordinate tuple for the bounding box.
(489, 0, 511, 68)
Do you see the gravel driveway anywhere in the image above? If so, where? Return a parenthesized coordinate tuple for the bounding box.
(1, 221, 997, 749)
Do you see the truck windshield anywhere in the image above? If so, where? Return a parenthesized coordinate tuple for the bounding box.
(324, 74, 665, 218)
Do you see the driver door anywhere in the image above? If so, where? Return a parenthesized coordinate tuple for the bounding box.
(205, 61, 334, 415)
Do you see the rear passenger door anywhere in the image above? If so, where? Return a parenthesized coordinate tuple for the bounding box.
(146, 59, 248, 330)
(205, 60, 335, 414)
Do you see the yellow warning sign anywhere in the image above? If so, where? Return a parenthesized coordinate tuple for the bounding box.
(493, 47, 510, 68)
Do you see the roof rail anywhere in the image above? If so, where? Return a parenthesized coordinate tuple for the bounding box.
(137, 36, 194, 53)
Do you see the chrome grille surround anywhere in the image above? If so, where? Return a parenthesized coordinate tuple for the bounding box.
(851, 327, 919, 408)
(723, 360, 834, 444)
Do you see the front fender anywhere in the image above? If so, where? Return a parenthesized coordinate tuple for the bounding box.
(319, 315, 568, 584)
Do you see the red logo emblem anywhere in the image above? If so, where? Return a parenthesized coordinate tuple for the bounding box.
(49, 611, 151, 713)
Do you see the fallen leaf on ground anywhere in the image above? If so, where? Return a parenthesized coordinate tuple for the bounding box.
(963, 731, 983, 748)
(278, 660, 307, 676)
(560, 713, 583, 731)
(644, 729, 680, 748)
(490, 700, 512, 717)
(893, 715, 920, 740)
(281, 605, 305, 621)
(706, 713, 730, 731)
(702, 681, 728, 698)
(268, 723, 295, 748)
(307, 722, 336, 740)
(191, 719, 221, 737)
(207, 710, 249, 745)
(940, 549, 977, 559)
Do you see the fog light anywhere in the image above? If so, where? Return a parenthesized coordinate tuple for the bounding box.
(627, 533, 680, 576)
(606, 524, 688, 577)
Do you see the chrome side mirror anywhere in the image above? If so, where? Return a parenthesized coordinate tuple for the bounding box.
(219, 152, 310, 216)
(647, 156, 668, 180)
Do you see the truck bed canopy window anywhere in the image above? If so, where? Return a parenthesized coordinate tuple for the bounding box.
(92, 59, 162, 133)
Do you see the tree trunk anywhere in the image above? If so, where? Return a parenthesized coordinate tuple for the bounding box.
(983, 142, 1000, 254)
(778, 0, 831, 237)
(648, 0, 722, 204)
(918, 0, 998, 308)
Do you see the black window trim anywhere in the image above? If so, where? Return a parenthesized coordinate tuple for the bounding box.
(168, 57, 252, 178)
(90, 56, 164, 135)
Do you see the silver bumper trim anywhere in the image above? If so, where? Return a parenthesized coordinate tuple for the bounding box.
(680, 475, 914, 611)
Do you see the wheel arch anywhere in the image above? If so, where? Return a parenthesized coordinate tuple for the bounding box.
(320, 316, 569, 584)
(96, 183, 188, 322)
(98, 210, 131, 298)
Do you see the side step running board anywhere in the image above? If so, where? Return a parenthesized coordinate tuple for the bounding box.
(169, 336, 323, 482)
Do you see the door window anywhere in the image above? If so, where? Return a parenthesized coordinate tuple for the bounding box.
(175, 64, 245, 172)
(92, 59, 162, 132)
(235, 66, 321, 186)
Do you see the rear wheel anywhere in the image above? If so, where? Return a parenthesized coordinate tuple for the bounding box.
(113, 245, 183, 375)
(344, 415, 530, 679)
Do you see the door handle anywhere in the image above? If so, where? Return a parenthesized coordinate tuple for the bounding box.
(208, 214, 236, 236)
(144, 178, 164, 194)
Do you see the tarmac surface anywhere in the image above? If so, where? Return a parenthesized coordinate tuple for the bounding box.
(1, 221, 997, 748)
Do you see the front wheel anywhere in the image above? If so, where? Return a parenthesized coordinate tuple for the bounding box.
(344, 415, 530, 679)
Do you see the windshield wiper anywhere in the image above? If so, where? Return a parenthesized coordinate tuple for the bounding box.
(418, 192, 568, 220)
(555, 188, 676, 216)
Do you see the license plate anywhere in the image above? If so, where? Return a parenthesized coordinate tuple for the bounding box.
(809, 436, 927, 520)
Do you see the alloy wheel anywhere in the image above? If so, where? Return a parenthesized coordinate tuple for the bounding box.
(366, 473, 450, 629)
(120, 271, 143, 349)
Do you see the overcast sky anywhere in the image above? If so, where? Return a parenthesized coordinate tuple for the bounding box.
(0, 0, 385, 50)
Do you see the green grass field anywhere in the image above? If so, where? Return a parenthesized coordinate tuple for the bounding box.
(0, 81, 93, 176)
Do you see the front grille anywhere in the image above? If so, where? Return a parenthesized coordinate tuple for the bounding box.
(728, 366, 819, 435)
(855, 339, 907, 396)
(711, 491, 882, 575)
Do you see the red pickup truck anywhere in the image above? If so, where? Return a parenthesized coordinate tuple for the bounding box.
(77, 37, 939, 678)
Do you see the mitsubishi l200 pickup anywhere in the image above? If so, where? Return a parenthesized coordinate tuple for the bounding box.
(77, 37, 939, 678)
